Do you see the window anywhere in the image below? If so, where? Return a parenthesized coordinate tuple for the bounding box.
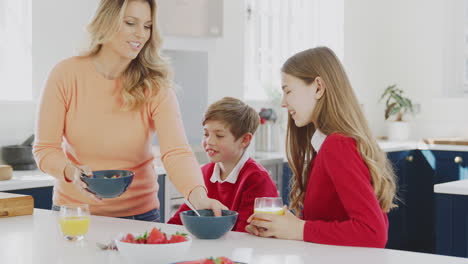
(0, 0, 32, 101)
(244, 0, 344, 101)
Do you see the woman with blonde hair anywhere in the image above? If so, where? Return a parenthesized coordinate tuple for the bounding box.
(246, 46, 397, 248)
(33, 0, 227, 221)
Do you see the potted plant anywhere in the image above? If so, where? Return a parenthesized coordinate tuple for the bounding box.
(379, 84, 414, 141)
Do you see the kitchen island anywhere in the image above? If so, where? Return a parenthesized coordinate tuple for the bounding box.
(0, 209, 466, 264)
(434, 179, 468, 258)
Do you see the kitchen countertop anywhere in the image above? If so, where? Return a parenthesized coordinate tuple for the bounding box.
(0, 170, 54, 191)
(1, 141, 467, 192)
(434, 179, 468, 196)
(0, 209, 465, 264)
(0, 166, 167, 192)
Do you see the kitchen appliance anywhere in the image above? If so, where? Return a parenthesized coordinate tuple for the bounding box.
(0, 192, 34, 217)
(256, 108, 279, 152)
(1, 134, 37, 170)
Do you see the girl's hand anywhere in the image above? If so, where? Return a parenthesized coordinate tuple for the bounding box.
(65, 162, 102, 202)
(188, 186, 228, 216)
(246, 206, 305, 240)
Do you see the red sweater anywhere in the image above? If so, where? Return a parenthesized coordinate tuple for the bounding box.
(302, 133, 388, 248)
(168, 158, 278, 232)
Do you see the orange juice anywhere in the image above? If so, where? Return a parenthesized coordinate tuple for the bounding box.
(59, 216, 90, 236)
(254, 207, 285, 215)
(253, 207, 285, 221)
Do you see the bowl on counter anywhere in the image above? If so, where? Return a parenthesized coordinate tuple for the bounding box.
(180, 209, 238, 239)
(115, 234, 192, 264)
(80, 170, 134, 199)
(1, 145, 37, 170)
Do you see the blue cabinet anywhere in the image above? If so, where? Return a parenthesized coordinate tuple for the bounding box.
(282, 162, 292, 206)
(386, 150, 436, 253)
(386, 151, 412, 250)
(8, 186, 53, 209)
(432, 151, 468, 257)
(436, 193, 468, 258)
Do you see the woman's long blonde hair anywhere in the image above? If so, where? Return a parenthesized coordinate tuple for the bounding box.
(82, 0, 171, 111)
(283, 47, 397, 214)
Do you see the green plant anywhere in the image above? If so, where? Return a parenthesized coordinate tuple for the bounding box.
(379, 84, 414, 121)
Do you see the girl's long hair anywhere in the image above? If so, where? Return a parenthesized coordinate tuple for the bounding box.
(283, 47, 397, 214)
(81, 0, 171, 111)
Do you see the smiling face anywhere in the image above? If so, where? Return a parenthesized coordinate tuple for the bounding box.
(202, 120, 246, 165)
(103, 0, 152, 60)
(281, 73, 324, 127)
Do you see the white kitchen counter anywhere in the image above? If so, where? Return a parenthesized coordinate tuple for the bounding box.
(0, 209, 465, 264)
(0, 170, 54, 191)
(434, 179, 468, 196)
(1, 141, 467, 192)
(0, 166, 167, 192)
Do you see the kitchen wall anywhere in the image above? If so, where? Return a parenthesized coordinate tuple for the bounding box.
(0, 0, 97, 162)
(344, 0, 468, 139)
(2, 0, 468, 163)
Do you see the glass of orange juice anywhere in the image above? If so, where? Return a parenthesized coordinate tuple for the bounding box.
(254, 197, 284, 219)
(59, 204, 90, 241)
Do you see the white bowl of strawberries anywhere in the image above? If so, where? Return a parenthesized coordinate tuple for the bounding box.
(115, 227, 192, 264)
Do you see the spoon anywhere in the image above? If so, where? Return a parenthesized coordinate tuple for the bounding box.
(184, 198, 201, 216)
(96, 240, 117, 251)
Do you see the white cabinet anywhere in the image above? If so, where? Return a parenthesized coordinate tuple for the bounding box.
(157, 0, 223, 37)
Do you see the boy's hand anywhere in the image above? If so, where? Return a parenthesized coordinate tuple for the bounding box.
(246, 206, 305, 240)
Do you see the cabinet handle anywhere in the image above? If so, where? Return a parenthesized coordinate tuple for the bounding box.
(405, 155, 414, 162)
(454, 156, 463, 164)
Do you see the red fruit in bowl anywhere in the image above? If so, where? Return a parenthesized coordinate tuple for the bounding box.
(147, 227, 166, 244)
(125, 233, 134, 242)
(218, 256, 235, 264)
(169, 234, 188, 243)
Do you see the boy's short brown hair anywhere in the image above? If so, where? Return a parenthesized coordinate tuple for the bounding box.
(203, 97, 260, 140)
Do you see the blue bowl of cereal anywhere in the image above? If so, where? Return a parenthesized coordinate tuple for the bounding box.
(80, 170, 134, 199)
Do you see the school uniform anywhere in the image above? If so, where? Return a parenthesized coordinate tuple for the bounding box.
(301, 130, 388, 248)
(168, 151, 278, 232)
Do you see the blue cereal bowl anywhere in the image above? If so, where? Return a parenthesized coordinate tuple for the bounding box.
(180, 209, 238, 239)
(80, 170, 134, 199)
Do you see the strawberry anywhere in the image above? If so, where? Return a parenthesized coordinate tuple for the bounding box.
(125, 233, 134, 242)
(134, 231, 148, 244)
(168, 231, 188, 243)
(147, 227, 166, 244)
(218, 256, 234, 264)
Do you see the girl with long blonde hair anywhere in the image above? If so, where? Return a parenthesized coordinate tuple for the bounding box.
(34, 0, 226, 220)
(246, 47, 396, 248)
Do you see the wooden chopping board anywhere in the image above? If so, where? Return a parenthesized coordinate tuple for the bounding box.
(0, 192, 34, 217)
(423, 137, 468, 146)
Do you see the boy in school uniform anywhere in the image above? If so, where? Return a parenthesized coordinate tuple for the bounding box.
(168, 97, 278, 232)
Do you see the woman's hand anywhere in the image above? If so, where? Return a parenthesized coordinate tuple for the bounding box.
(245, 206, 305, 241)
(64, 163, 102, 202)
(188, 186, 228, 216)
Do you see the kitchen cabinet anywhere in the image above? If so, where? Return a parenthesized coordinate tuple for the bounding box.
(157, 0, 223, 37)
(435, 193, 468, 258)
(386, 151, 412, 251)
(7, 186, 53, 210)
(388, 150, 468, 253)
(282, 162, 292, 206)
(423, 150, 468, 183)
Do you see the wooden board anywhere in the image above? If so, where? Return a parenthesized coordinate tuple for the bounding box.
(423, 138, 468, 146)
(0, 192, 34, 217)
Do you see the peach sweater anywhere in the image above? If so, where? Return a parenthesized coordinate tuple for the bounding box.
(33, 56, 204, 217)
